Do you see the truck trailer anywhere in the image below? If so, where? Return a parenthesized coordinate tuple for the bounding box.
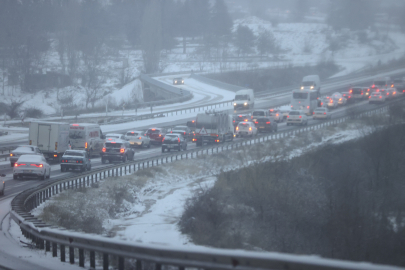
(29, 121, 70, 162)
(194, 111, 234, 146)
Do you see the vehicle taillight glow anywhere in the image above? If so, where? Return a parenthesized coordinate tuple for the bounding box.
(313, 112, 315, 114)
(120, 148, 125, 153)
(266, 122, 270, 124)
(249, 127, 252, 131)
(30, 164, 43, 168)
(159, 134, 161, 137)
(255, 121, 258, 124)
(324, 112, 326, 115)
(177, 137, 180, 143)
(54, 154, 58, 157)
(372, 84, 375, 88)
(162, 138, 165, 143)
(138, 137, 142, 139)
(350, 89, 352, 93)
(244, 119, 248, 121)
(307, 106, 309, 109)
(72, 124, 79, 126)
(287, 115, 289, 118)
(102, 148, 106, 152)
(379, 96, 382, 99)
(236, 126, 239, 130)
(10, 153, 13, 157)
(14, 163, 26, 167)
(85, 142, 88, 149)
(184, 132, 186, 135)
(299, 116, 302, 118)
(276, 114, 279, 116)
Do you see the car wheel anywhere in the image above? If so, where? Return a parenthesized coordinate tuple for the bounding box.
(40, 173, 46, 180)
(47, 169, 51, 179)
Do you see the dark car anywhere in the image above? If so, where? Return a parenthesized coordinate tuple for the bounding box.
(146, 128, 167, 145)
(60, 150, 91, 172)
(173, 77, 184, 85)
(162, 134, 187, 152)
(233, 114, 249, 127)
(170, 126, 192, 141)
(255, 117, 278, 132)
(101, 140, 135, 164)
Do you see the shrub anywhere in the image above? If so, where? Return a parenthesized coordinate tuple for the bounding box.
(25, 107, 43, 118)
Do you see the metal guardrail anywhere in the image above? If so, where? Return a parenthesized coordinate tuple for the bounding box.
(10, 101, 405, 270)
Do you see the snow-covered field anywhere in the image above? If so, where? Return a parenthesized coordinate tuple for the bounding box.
(30, 116, 375, 248)
(1, 17, 405, 117)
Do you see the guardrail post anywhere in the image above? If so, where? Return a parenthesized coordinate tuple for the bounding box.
(136, 260, 142, 270)
(79, 249, 84, 267)
(69, 246, 74, 264)
(45, 240, 50, 252)
(103, 253, 109, 270)
(155, 263, 162, 270)
(90, 251, 95, 269)
(118, 257, 124, 270)
(52, 243, 57, 257)
(61, 245, 66, 262)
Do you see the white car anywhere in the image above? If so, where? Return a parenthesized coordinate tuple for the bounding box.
(369, 92, 386, 103)
(287, 110, 308, 126)
(105, 133, 126, 141)
(9, 145, 43, 167)
(269, 109, 283, 122)
(125, 130, 151, 148)
(313, 107, 332, 120)
(13, 154, 51, 180)
(235, 121, 257, 137)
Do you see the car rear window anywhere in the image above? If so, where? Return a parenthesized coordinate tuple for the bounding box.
(252, 111, 265, 116)
(315, 108, 325, 112)
(147, 129, 161, 134)
(17, 155, 42, 162)
(289, 111, 299, 115)
(126, 132, 139, 136)
(64, 151, 84, 157)
(164, 135, 178, 139)
(105, 142, 122, 148)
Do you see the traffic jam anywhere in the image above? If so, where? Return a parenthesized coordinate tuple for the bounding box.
(1, 75, 405, 190)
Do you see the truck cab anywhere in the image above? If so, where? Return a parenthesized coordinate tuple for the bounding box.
(233, 89, 254, 110)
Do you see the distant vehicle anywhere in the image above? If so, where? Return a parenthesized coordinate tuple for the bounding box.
(371, 77, 390, 91)
(13, 154, 51, 180)
(279, 106, 292, 120)
(173, 77, 184, 85)
(313, 107, 332, 120)
(254, 117, 277, 132)
(391, 78, 405, 93)
(386, 88, 397, 99)
(28, 121, 70, 163)
(60, 150, 91, 172)
(233, 89, 254, 110)
(251, 110, 269, 122)
(162, 133, 187, 152)
(195, 112, 234, 146)
(101, 139, 135, 164)
(233, 114, 250, 127)
(318, 97, 329, 107)
(170, 126, 193, 141)
(0, 131, 8, 136)
(105, 133, 126, 141)
(0, 174, 6, 196)
(330, 92, 346, 106)
(349, 87, 365, 100)
(287, 110, 308, 126)
(145, 128, 167, 145)
(125, 131, 151, 148)
(69, 123, 105, 157)
(235, 121, 257, 137)
(301, 75, 321, 92)
(362, 87, 372, 97)
(10, 145, 43, 167)
(268, 109, 283, 122)
(291, 89, 318, 115)
(369, 92, 386, 104)
(341, 92, 353, 103)
(325, 95, 339, 109)
(186, 120, 196, 133)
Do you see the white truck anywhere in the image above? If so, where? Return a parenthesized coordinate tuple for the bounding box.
(301, 75, 321, 92)
(29, 121, 70, 162)
(69, 123, 105, 157)
(194, 111, 234, 146)
(233, 89, 254, 110)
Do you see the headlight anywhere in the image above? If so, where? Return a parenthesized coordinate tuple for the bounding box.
(244, 102, 247, 105)
(234, 103, 236, 106)
(310, 86, 314, 89)
(301, 86, 304, 89)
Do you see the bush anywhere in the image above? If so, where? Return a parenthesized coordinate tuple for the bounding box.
(25, 107, 43, 118)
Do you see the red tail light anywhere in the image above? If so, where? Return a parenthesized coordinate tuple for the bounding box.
(159, 134, 161, 137)
(30, 164, 43, 168)
(54, 154, 58, 157)
(236, 126, 239, 130)
(349, 89, 352, 93)
(178, 137, 180, 143)
(379, 96, 382, 99)
(102, 147, 106, 152)
(387, 93, 389, 95)
(120, 148, 125, 153)
(361, 93, 363, 95)
(138, 137, 142, 139)
(244, 119, 248, 122)
(162, 138, 165, 143)
(14, 163, 26, 167)
(276, 114, 279, 116)
(321, 102, 323, 106)
(324, 112, 326, 115)
(266, 122, 270, 124)
(85, 142, 88, 149)
(299, 116, 302, 118)
(287, 115, 289, 118)
(170, 131, 173, 133)
(369, 96, 371, 98)
(251, 116, 253, 119)
(307, 106, 309, 109)
(372, 84, 375, 88)
(313, 112, 315, 114)
(255, 121, 258, 124)
(348, 96, 351, 98)
(184, 132, 186, 135)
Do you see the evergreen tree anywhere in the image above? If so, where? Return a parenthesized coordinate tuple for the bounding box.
(235, 25, 255, 57)
(209, 0, 233, 39)
(257, 30, 276, 57)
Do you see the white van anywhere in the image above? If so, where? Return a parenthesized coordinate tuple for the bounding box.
(69, 123, 105, 157)
(301, 75, 321, 92)
(233, 89, 254, 110)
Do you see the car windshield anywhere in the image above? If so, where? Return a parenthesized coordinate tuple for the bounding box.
(351, 88, 362, 94)
(126, 132, 139, 136)
(289, 111, 300, 115)
(105, 142, 122, 148)
(69, 130, 85, 139)
(252, 111, 265, 116)
(301, 81, 314, 86)
(293, 92, 308, 99)
(64, 151, 84, 157)
(235, 94, 248, 100)
(14, 147, 34, 152)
